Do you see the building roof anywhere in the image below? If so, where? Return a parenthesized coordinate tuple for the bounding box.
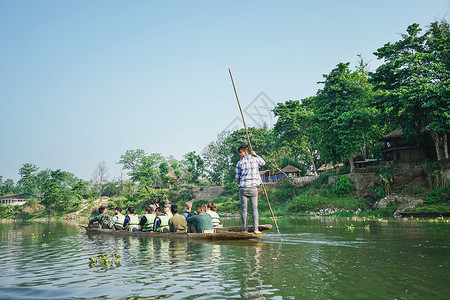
(380, 129, 403, 141)
(0, 193, 35, 199)
(281, 165, 301, 173)
(317, 163, 345, 171)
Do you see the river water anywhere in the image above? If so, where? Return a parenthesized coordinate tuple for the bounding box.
(0, 217, 448, 299)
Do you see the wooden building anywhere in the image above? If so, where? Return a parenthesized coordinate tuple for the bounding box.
(380, 129, 441, 162)
(0, 193, 35, 205)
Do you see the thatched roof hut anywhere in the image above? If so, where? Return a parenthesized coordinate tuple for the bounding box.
(317, 163, 345, 172)
(281, 165, 301, 174)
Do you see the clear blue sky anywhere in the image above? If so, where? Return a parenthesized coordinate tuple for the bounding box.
(1, 0, 449, 182)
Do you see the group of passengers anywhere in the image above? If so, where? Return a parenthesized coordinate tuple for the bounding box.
(88, 202, 222, 234)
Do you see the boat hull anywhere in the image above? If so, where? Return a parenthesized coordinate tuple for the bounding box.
(81, 226, 265, 240)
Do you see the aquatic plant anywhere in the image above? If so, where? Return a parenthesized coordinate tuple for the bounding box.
(89, 253, 121, 270)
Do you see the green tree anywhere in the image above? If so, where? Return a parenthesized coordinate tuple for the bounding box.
(183, 151, 205, 184)
(272, 98, 318, 174)
(158, 161, 170, 187)
(372, 22, 450, 160)
(202, 131, 232, 185)
(136, 153, 165, 188)
(41, 169, 81, 214)
(117, 149, 146, 177)
(0, 177, 18, 196)
(117, 149, 164, 189)
(309, 60, 378, 173)
(17, 163, 39, 194)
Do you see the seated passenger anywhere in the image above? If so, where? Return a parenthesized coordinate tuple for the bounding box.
(138, 206, 156, 232)
(206, 203, 222, 228)
(169, 204, 187, 232)
(186, 204, 214, 233)
(164, 203, 173, 218)
(123, 206, 140, 231)
(109, 207, 126, 230)
(88, 206, 110, 229)
(153, 206, 170, 232)
(182, 202, 195, 219)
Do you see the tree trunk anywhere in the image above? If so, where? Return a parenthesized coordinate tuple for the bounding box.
(444, 133, 449, 159)
(349, 157, 355, 174)
(308, 146, 318, 176)
(430, 130, 443, 161)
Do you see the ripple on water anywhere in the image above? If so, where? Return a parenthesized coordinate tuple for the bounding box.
(1, 220, 449, 299)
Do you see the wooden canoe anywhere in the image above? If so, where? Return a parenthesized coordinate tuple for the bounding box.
(80, 225, 265, 240)
(216, 224, 272, 233)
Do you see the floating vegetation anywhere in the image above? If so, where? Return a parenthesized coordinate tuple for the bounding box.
(41, 243, 48, 247)
(89, 253, 121, 270)
(401, 216, 450, 223)
(345, 224, 370, 232)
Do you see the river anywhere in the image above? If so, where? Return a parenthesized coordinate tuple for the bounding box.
(0, 217, 448, 299)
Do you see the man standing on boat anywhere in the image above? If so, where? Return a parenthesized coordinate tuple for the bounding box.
(235, 144, 265, 234)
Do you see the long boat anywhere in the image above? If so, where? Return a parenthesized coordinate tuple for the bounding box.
(80, 225, 268, 240)
(215, 224, 272, 232)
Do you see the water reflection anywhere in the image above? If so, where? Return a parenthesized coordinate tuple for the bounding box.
(241, 243, 265, 299)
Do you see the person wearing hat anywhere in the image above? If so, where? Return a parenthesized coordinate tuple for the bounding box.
(164, 203, 173, 218)
(109, 207, 126, 230)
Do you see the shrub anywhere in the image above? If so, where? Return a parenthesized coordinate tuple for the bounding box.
(424, 184, 450, 204)
(269, 182, 297, 202)
(335, 175, 353, 195)
(311, 173, 330, 188)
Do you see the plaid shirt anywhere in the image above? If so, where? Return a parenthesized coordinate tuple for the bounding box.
(236, 154, 265, 187)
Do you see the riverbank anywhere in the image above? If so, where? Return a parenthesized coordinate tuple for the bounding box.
(1, 162, 448, 220)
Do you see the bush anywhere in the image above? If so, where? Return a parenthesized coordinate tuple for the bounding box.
(424, 184, 450, 204)
(335, 175, 353, 195)
(269, 182, 297, 202)
(311, 173, 330, 188)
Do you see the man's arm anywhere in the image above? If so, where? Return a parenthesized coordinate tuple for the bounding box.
(235, 162, 242, 186)
(123, 216, 130, 228)
(89, 214, 102, 224)
(108, 215, 117, 227)
(252, 151, 265, 166)
(186, 215, 197, 223)
(153, 217, 161, 232)
(138, 216, 147, 231)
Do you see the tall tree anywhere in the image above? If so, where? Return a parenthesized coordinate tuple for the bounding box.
(0, 177, 18, 196)
(41, 169, 81, 214)
(309, 60, 378, 173)
(17, 163, 39, 194)
(183, 151, 205, 184)
(372, 22, 450, 160)
(117, 149, 146, 177)
(272, 98, 318, 175)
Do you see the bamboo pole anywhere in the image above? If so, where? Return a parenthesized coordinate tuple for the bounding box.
(228, 68, 281, 234)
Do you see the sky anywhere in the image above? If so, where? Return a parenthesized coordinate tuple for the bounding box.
(1, 0, 449, 182)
